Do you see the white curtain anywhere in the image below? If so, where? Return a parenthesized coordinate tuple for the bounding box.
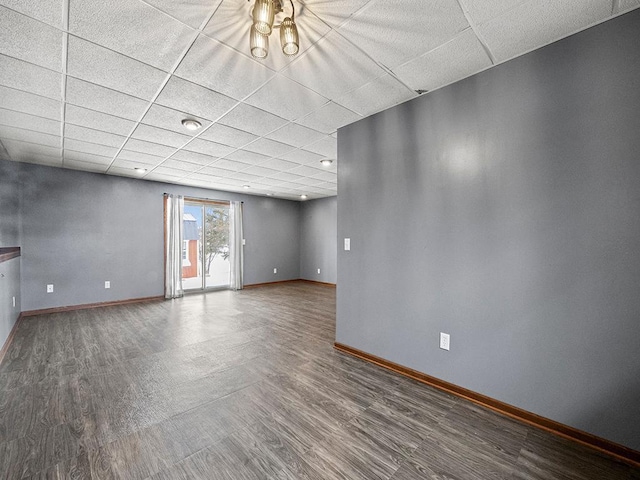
(229, 201, 244, 290)
(165, 194, 184, 299)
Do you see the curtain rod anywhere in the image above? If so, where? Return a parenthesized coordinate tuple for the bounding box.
(163, 193, 243, 204)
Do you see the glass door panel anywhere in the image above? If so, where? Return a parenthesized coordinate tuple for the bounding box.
(182, 203, 204, 291)
(204, 205, 230, 289)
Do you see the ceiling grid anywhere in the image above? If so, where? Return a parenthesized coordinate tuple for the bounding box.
(0, 0, 637, 199)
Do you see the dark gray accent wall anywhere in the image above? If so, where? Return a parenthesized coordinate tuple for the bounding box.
(337, 10, 640, 450)
(0, 159, 22, 349)
(300, 196, 337, 284)
(2, 160, 300, 311)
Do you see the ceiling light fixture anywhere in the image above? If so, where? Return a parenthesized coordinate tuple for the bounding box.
(181, 119, 202, 131)
(243, 184, 251, 189)
(249, 0, 299, 59)
(300, 194, 307, 199)
(320, 159, 333, 167)
(134, 167, 147, 174)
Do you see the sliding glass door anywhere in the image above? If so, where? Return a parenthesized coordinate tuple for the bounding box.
(182, 201, 230, 291)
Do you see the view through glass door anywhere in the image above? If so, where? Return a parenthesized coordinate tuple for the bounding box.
(182, 201, 230, 291)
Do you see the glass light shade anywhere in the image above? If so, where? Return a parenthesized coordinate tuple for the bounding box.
(280, 17, 299, 56)
(252, 0, 275, 35)
(250, 26, 269, 59)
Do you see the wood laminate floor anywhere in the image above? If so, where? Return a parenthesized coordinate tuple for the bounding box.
(1, 282, 638, 479)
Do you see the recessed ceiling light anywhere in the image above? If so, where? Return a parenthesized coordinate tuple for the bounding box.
(181, 119, 202, 131)
(320, 159, 333, 167)
(134, 167, 147, 174)
(266, 193, 273, 196)
(243, 184, 250, 189)
(300, 194, 308, 200)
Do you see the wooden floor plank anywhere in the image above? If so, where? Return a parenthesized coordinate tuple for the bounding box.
(0, 282, 637, 479)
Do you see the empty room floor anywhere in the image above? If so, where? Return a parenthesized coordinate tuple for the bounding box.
(0, 282, 637, 479)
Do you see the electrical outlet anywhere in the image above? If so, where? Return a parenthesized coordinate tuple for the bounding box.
(12, 296, 16, 308)
(242, 239, 246, 245)
(273, 268, 277, 274)
(317, 268, 321, 274)
(47, 284, 54, 293)
(105, 281, 110, 289)
(344, 238, 351, 251)
(440, 332, 450, 351)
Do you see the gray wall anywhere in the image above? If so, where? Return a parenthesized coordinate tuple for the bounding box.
(1, 160, 300, 311)
(0, 159, 22, 349)
(337, 10, 640, 451)
(300, 196, 337, 284)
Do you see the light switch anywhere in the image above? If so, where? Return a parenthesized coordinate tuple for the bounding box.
(344, 238, 351, 251)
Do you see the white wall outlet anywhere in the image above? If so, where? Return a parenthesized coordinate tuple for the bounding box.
(242, 238, 246, 245)
(47, 284, 54, 293)
(12, 296, 16, 308)
(273, 268, 277, 274)
(344, 238, 351, 251)
(105, 281, 110, 289)
(317, 268, 321, 274)
(440, 332, 450, 351)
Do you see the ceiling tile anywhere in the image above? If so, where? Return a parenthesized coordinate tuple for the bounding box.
(218, 102, 288, 136)
(291, 175, 326, 186)
(199, 164, 237, 176)
(393, 29, 492, 92)
(243, 137, 294, 158)
(265, 122, 325, 148)
(65, 77, 149, 121)
(0, 0, 63, 27)
(131, 124, 191, 148)
(337, 0, 469, 69)
(477, 0, 613, 63)
(267, 171, 305, 182)
(184, 138, 235, 158)
(65, 124, 126, 148)
(224, 171, 262, 182)
(108, 166, 146, 178)
(63, 138, 118, 157)
(170, 149, 218, 165)
(69, 0, 196, 71)
(198, 123, 257, 147)
(116, 149, 165, 166)
(204, 1, 332, 72)
(279, 148, 324, 164)
(0, 85, 61, 120)
(0, 125, 60, 147)
(287, 164, 324, 177)
(258, 157, 299, 170)
(123, 138, 176, 157)
(3, 139, 61, 159)
(143, 0, 222, 28)
(64, 159, 109, 172)
(282, 30, 386, 99)
(155, 75, 238, 121)
(0, 6, 63, 71)
(310, 170, 336, 182)
(112, 155, 162, 169)
(206, 158, 246, 172)
(65, 104, 135, 136)
(224, 149, 271, 165)
(149, 166, 189, 177)
(239, 165, 279, 177)
(462, 0, 529, 25)
(141, 104, 211, 135)
(335, 72, 416, 117)
(63, 149, 113, 165)
(0, 109, 60, 135)
(159, 158, 205, 171)
(145, 171, 184, 182)
(297, 101, 361, 134)
(67, 36, 167, 100)
(0, 54, 61, 99)
(302, 135, 337, 157)
(245, 74, 328, 121)
(175, 34, 275, 100)
(301, 0, 372, 28)
(617, 0, 640, 12)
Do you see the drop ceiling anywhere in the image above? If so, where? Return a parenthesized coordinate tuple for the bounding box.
(0, 0, 637, 200)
